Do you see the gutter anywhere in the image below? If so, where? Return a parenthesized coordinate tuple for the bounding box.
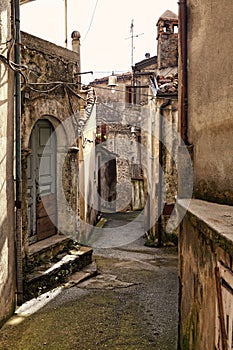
(14, 0, 23, 305)
(178, 0, 188, 144)
(157, 99, 171, 247)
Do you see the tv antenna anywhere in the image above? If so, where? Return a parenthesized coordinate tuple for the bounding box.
(125, 19, 144, 67)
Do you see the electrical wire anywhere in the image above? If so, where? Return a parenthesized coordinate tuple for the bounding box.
(91, 82, 177, 99)
(96, 100, 174, 113)
(0, 47, 176, 102)
(82, 0, 99, 42)
(26, 79, 176, 100)
(28, 81, 80, 86)
(0, 54, 28, 84)
(27, 83, 63, 94)
(65, 83, 86, 100)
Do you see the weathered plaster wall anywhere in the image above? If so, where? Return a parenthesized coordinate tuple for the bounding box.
(178, 199, 233, 349)
(141, 101, 158, 233)
(159, 98, 179, 206)
(186, 0, 233, 204)
(142, 95, 178, 241)
(82, 104, 98, 229)
(0, 0, 16, 326)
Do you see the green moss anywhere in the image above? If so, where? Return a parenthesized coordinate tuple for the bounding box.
(179, 305, 198, 350)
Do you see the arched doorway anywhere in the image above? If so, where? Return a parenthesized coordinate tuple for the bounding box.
(27, 119, 57, 244)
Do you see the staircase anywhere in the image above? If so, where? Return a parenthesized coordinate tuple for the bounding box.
(23, 235, 93, 301)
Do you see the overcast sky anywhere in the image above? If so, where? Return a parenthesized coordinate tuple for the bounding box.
(20, 0, 178, 84)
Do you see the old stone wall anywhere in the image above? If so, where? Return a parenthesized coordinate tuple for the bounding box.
(178, 199, 233, 350)
(157, 15, 178, 69)
(185, 0, 233, 204)
(0, 0, 16, 326)
(20, 32, 83, 250)
(157, 33, 178, 69)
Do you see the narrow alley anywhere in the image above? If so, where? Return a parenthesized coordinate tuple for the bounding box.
(0, 212, 178, 350)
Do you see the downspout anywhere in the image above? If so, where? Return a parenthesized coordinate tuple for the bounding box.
(157, 99, 171, 247)
(14, 0, 23, 305)
(179, 0, 188, 144)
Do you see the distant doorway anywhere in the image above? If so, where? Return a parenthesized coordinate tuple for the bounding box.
(27, 119, 57, 244)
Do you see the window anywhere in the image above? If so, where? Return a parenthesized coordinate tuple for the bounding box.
(126, 86, 137, 105)
(163, 25, 170, 32)
(174, 24, 178, 34)
(125, 85, 148, 106)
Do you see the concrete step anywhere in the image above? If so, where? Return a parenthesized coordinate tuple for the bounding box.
(23, 240, 93, 301)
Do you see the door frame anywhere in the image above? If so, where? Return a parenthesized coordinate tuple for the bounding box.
(27, 118, 57, 244)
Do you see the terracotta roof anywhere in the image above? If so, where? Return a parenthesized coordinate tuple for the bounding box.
(156, 71, 178, 96)
(157, 10, 178, 22)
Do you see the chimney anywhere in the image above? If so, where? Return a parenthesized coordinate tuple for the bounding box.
(71, 30, 81, 57)
(156, 11, 178, 69)
(71, 30, 81, 81)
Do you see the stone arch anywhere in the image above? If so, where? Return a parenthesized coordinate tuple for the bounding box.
(24, 114, 69, 150)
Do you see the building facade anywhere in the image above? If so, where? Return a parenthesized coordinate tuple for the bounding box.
(0, 25, 98, 323)
(141, 10, 179, 245)
(92, 72, 145, 213)
(178, 0, 233, 349)
(20, 31, 98, 250)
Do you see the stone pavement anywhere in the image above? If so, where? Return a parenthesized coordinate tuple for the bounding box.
(0, 211, 178, 350)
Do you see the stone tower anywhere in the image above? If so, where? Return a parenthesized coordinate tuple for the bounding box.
(157, 10, 178, 69)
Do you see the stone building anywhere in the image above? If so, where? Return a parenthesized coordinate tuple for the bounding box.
(92, 72, 146, 212)
(0, 23, 97, 322)
(20, 30, 97, 266)
(0, 0, 16, 327)
(139, 10, 179, 245)
(91, 10, 179, 244)
(177, 0, 233, 349)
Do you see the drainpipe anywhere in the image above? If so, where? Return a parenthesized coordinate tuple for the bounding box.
(157, 99, 171, 247)
(14, 0, 23, 305)
(178, 0, 188, 144)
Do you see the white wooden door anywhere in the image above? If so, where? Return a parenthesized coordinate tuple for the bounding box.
(27, 119, 57, 243)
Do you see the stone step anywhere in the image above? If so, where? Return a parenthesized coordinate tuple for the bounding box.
(23, 246, 93, 302)
(25, 234, 75, 271)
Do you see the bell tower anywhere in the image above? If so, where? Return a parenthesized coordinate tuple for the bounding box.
(157, 10, 178, 69)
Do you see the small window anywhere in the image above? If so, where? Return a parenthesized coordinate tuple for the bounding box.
(174, 25, 178, 34)
(126, 86, 138, 105)
(163, 25, 170, 32)
(126, 85, 148, 106)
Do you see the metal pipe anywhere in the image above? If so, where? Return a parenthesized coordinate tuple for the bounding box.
(64, 0, 68, 47)
(157, 99, 171, 247)
(178, 0, 188, 144)
(14, 0, 23, 305)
